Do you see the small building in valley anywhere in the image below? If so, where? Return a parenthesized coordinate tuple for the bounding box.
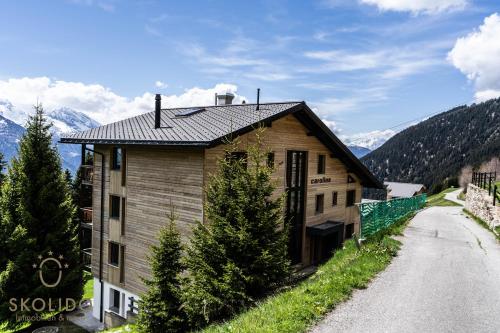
(385, 181, 426, 199)
(61, 94, 383, 324)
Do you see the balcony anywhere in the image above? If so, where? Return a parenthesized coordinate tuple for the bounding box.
(80, 207, 93, 228)
(82, 248, 92, 272)
(81, 165, 94, 186)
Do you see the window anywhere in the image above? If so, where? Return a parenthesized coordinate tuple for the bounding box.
(332, 191, 338, 206)
(109, 288, 120, 313)
(227, 152, 248, 168)
(110, 196, 120, 219)
(346, 190, 356, 207)
(121, 198, 126, 235)
(347, 175, 356, 183)
(109, 242, 120, 266)
(120, 245, 125, 283)
(112, 147, 122, 170)
(267, 152, 275, 168)
(317, 154, 326, 174)
(315, 194, 324, 214)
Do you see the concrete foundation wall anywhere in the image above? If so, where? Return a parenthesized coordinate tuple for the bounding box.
(465, 184, 500, 228)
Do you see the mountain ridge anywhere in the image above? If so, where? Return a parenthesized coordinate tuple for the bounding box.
(362, 98, 500, 192)
(0, 100, 101, 173)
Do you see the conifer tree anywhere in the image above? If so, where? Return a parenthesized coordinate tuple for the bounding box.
(138, 209, 186, 333)
(0, 151, 6, 185)
(183, 128, 290, 328)
(0, 104, 81, 327)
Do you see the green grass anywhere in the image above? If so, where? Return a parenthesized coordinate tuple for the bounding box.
(102, 215, 414, 333)
(426, 187, 461, 207)
(458, 191, 466, 201)
(201, 216, 412, 333)
(463, 209, 500, 242)
(102, 324, 138, 332)
(83, 271, 94, 300)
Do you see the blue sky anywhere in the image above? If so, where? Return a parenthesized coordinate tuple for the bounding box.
(0, 0, 499, 146)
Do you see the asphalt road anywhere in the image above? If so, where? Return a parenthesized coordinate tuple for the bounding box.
(311, 205, 500, 333)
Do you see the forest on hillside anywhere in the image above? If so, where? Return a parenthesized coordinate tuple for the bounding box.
(362, 98, 500, 193)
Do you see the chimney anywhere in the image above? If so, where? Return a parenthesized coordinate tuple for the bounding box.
(155, 94, 161, 129)
(216, 92, 235, 105)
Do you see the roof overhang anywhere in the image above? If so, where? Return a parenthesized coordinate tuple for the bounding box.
(59, 102, 383, 189)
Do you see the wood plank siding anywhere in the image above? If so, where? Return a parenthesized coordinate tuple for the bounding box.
(92, 145, 204, 296)
(204, 114, 362, 266)
(91, 113, 363, 294)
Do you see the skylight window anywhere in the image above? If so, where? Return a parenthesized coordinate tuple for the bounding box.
(175, 108, 205, 117)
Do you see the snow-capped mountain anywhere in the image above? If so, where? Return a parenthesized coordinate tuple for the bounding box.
(347, 145, 371, 158)
(0, 100, 100, 174)
(48, 107, 100, 134)
(342, 129, 396, 151)
(0, 114, 25, 164)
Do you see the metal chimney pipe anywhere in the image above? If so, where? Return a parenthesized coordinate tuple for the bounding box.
(155, 94, 161, 129)
(256, 88, 260, 110)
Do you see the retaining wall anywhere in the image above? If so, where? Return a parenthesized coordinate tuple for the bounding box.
(465, 184, 500, 228)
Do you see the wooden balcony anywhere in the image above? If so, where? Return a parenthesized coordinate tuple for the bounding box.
(81, 165, 94, 186)
(80, 207, 93, 228)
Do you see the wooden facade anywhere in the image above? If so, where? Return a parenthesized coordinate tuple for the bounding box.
(91, 113, 363, 297)
(205, 114, 361, 265)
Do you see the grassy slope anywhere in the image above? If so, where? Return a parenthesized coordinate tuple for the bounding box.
(83, 271, 94, 300)
(426, 187, 461, 207)
(202, 215, 414, 333)
(102, 214, 415, 333)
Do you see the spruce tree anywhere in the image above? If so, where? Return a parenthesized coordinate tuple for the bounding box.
(138, 209, 186, 333)
(0, 151, 6, 185)
(0, 104, 81, 327)
(183, 128, 290, 328)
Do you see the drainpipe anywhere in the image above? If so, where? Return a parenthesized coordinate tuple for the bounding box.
(84, 146, 105, 323)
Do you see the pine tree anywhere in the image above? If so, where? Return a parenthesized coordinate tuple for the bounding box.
(138, 209, 186, 333)
(183, 128, 290, 328)
(0, 151, 6, 186)
(0, 104, 82, 327)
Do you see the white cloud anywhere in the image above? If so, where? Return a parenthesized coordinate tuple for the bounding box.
(155, 81, 168, 89)
(178, 36, 292, 82)
(474, 89, 500, 102)
(0, 77, 246, 125)
(320, 118, 341, 134)
(303, 47, 442, 79)
(448, 13, 500, 102)
(341, 129, 397, 150)
(359, 0, 467, 14)
(68, 0, 115, 12)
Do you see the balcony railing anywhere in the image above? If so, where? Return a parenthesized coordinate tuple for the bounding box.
(82, 248, 92, 272)
(81, 165, 94, 186)
(80, 207, 93, 227)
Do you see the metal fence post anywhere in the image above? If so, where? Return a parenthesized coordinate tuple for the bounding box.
(494, 185, 497, 206)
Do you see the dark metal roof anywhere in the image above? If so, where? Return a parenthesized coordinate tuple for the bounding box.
(60, 102, 301, 145)
(306, 221, 344, 237)
(60, 101, 383, 188)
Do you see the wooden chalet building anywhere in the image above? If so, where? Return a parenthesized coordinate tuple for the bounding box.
(61, 93, 382, 324)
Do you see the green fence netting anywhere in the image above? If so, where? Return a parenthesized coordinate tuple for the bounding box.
(358, 194, 426, 238)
